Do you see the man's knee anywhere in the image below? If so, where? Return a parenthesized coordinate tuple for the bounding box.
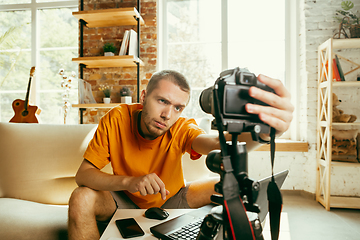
(186, 177, 219, 208)
(69, 186, 98, 209)
(69, 186, 106, 221)
(68, 187, 116, 222)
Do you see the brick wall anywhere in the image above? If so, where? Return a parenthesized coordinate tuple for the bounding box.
(79, 0, 157, 123)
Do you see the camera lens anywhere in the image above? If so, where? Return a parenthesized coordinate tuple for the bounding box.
(199, 86, 213, 114)
(206, 150, 222, 174)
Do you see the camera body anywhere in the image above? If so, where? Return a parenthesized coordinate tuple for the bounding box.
(199, 67, 275, 135)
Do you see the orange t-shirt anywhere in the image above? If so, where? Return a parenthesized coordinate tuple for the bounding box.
(83, 103, 205, 209)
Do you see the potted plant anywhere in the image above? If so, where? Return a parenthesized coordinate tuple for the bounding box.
(335, 1, 360, 38)
(103, 42, 117, 56)
(99, 84, 112, 103)
(120, 86, 132, 104)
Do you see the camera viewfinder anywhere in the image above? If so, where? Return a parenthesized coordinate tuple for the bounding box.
(238, 72, 257, 86)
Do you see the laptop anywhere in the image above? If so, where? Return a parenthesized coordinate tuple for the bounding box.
(150, 170, 289, 240)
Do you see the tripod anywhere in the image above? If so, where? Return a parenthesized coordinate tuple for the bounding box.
(196, 132, 265, 240)
(197, 67, 283, 240)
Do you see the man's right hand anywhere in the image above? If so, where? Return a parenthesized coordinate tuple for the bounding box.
(76, 160, 170, 200)
(126, 173, 170, 200)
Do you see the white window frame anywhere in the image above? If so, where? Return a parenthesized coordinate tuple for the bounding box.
(285, 0, 300, 141)
(0, 0, 78, 105)
(158, 0, 300, 140)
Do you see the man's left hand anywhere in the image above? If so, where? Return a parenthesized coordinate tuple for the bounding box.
(245, 74, 294, 137)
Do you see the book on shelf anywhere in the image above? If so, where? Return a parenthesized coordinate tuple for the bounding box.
(335, 54, 345, 81)
(128, 29, 138, 57)
(332, 58, 341, 82)
(325, 59, 341, 82)
(78, 79, 96, 104)
(119, 30, 130, 55)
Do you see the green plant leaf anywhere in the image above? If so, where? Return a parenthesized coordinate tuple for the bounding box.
(336, 1, 359, 24)
(103, 42, 117, 53)
(342, 1, 354, 11)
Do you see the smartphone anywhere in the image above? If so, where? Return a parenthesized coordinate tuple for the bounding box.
(115, 218, 145, 238)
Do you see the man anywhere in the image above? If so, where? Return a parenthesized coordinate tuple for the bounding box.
(68, 70, 293, 240)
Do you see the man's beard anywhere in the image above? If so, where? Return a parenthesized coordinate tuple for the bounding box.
(139, 108, 169, 140)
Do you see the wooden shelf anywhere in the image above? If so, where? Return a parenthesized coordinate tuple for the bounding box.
(72, 55, 144, 68)
(332, 122, 360, 126)
(72, 103, 120, 108)
(255, 140, 308, 152)
(319, 159, 360, 167)
(316, 38, 360, 211)
(318, 38, 360, 51)
(332, 38, 360, 49)
(319, 80, 360, 89)
(317, 195, 360, 209)
(329, 196, 360, 209)
(319, 121, 360, 127)
(333, 81, 360, 87)
(72, 7, 144, 28)
(331, 161, 360, 167)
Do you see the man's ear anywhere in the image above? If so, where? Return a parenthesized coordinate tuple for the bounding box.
(140, 90, 146, 104)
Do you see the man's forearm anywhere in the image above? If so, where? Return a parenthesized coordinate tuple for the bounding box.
(75, 160, 169, 199)
(75, 160, 131, 192)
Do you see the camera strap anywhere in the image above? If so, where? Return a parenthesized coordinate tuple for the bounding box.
(222, 156, 256, 240)
(267, 127, 283, 240)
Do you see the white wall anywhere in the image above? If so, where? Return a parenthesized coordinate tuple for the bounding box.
(248, 0, 360, 196)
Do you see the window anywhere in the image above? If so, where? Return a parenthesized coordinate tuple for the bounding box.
(160, 0, 223, 119)
(159, 0, 298, 138)
(0, 1, 78, 124)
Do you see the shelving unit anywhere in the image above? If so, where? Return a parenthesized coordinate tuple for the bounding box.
(316, 38, 360, 211)
(72, 2, 144, 123)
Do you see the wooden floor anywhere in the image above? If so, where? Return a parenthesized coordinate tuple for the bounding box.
(281, 191, 360, 240)
(263, 212, 290, 240)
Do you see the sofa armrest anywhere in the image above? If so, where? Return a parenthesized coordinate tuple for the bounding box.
(0, 123, 98, 205)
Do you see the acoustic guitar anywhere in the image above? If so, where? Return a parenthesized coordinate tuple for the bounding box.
(10, 67, 40, 123)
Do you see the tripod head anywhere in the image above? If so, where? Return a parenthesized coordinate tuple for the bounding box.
(206, 140, 260, 210)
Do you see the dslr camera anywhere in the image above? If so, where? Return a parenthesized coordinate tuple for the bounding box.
(199, 67, 275, 138)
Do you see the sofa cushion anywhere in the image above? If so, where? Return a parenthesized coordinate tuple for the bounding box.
(0, 198, 68, 240)
(0, 123, 98, 205)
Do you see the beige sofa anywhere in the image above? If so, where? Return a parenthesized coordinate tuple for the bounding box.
(0, 121, 212, 240)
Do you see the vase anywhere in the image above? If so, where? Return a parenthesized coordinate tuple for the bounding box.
(103, 97, 111, 104)
(104, 52, 115, 56)
(121, 96, 132, 104)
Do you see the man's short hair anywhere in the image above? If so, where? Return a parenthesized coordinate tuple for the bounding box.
(146, 70, 191, 97)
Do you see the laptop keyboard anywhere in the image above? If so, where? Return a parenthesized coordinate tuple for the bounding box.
(167, 218, 203, 240)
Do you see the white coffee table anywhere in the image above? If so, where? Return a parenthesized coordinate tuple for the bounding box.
(99, 209, 192, 240)
(100, 209, 291, 240)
